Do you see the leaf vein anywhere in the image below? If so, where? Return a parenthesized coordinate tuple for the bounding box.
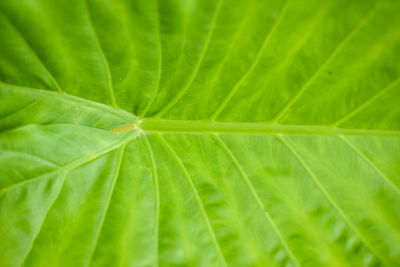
(209, 0, 291, 121)
(141, 134, 160, 266)
(155, 0, 223, 117)
(138, 119, 400, 137)
(85, 144, 127, 266)
(140, 0, 163, 118)
(18, 171, 67, 267)
(213, 134, 300, 267)
(2, 15, 63, 93)
(271, 5, 377, 124)
(332, 76, 400, 127)
(337, 135, 400, 195)
(0, 133, 136, 195)
(0, 149, 59, 167)
(84, 0, 118, 108)
(277, 135, 391, 266)
(156, 134, 228, 267)
(0, 82, 135, 122)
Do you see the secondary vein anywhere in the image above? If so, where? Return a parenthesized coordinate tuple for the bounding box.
(209, 0, 291, 121)
(141, 134, 160, 267)
(3, 15, 63, 93)
(277, 135, 391, 266)
(84, 0, 118, 109)
(271, 5, 377, 124)
(154, 0, 223, 117)
(337, 135, 400, 195)
(213, 134, 300, 267)
(156, 134, 228, 267)
(0, 132, 136, 196)
(85, 144, 127, 267)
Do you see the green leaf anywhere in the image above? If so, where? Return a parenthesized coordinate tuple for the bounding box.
(1, 0, 399, 266)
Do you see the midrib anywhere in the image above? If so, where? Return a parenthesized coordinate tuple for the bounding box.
(135, 119, 400, 137)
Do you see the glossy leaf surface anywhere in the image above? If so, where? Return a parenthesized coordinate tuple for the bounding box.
(1, 0, 400, 266)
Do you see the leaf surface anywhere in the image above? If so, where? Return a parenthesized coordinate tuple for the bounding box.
(1, 0, 400, 266)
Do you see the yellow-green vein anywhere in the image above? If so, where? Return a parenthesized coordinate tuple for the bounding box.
(271, 5, 377, 124)
(337, 135, 400, 195)
(84, 0, 118, 108)
(85, 144, 127, 267)
(140, 0, 162, 118)
(213, 134, 300, 267)
(277, 134, 391, 266)
(155, 0, 223, 117)
(209, 0, 291, 121)
(141, 134, 160, 267)
(156, 134, 228, 267)
(2, 15, 63, 93)
(18, 171, 67, 267)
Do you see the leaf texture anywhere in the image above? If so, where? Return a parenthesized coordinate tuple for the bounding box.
(0, 0, 400, 266)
